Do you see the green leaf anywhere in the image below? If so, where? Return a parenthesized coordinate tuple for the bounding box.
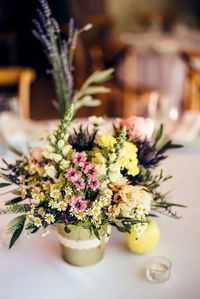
(5, 197, 23, 205)
(83, 86, 110, 95)
(155, 124, 163, 143)
(2, 158, 8, 166)
(0, 182, 11, 188)
(74, 95, 101, 112)
(9, 215, 26, 249)
(11, 189, 21, 195)
(85, 68, 114, 85)
(30, 227, 40, 234)
(0, 173, 13, 183)
(93, 228, 100, 240)
(7, 145, 24, 156)
(64, 226, 71, 233)
(8, 215, 25, 229)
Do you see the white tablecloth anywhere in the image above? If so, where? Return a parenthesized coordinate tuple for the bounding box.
(0, 148, 199, 299)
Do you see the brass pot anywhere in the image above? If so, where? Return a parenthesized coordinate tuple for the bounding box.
(57, 224, 110, 267)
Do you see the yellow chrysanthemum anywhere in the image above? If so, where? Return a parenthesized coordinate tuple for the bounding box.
(117, 141, 139, 177)
(98, 135, 116, 148)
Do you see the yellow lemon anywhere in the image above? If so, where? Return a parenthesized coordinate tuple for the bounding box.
(126, 220, 160, 254)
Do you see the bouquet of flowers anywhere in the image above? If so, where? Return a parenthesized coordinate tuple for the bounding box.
(0, 104, 183, 249)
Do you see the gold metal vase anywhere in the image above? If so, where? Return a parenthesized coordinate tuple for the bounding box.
(57, 224, 110, 267)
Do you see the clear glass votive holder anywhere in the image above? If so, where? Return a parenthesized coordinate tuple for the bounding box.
(146, 256, 171, 283)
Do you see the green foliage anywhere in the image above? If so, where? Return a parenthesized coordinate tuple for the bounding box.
(73, 68, 114, 113)
(9, 215, 26, 249)
(0, 204, 30, 215)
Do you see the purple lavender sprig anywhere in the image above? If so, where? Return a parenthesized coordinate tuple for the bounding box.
(32, 0, 78, 118)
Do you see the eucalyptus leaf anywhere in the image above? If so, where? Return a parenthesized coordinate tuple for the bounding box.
(7, 145, 24, 157)
(85, 68, 114, 85)
(11, 189, 21, 195)
(8, 215, 25, 229)
(9, 215, 26, 249)
(82, 86, 110, 95)
(0, 182, 11, 188)
(5, 197, 23, 205)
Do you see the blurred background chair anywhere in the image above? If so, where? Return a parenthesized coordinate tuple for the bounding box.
(0, 67, 36, 119)
(181, 50, 200, 111)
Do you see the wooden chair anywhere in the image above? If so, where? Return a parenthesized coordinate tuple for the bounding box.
(0, 66, 36, 119)
(123, 49, 160, 117)
(180, 50, 200, 111)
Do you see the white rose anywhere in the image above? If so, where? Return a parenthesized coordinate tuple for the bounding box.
(44, 165, 57, 179)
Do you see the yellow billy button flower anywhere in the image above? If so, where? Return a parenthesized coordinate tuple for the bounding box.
(34, 217, 42, 227)
(45, 214, 55, 224)
(38, 208, 45, 217)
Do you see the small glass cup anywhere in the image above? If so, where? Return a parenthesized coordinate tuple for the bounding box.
(146, 256, 171, 283)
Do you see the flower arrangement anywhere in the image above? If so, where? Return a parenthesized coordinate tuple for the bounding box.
(0, 105, 184, 248)
(0, 0, 184, 253)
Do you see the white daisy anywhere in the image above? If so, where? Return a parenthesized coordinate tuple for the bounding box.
(45, 214, 55, 224)
(56, 201, 67, 211)
(34, 217, 42, 227)
(48, 200, 57, 209)
(65, 186, 72, 195)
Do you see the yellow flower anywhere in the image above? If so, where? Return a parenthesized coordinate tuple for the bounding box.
(117, 141, 139, 177)
(98, 135, 116, 148)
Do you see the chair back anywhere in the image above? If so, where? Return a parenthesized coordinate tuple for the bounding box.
(0, 66, 36, 119)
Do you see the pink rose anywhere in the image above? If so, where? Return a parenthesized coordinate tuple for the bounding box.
(31, 146, 43, 162)
(118, 116, 154, 140)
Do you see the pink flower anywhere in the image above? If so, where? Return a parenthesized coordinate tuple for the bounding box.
(72, 152, 87, 167)
(73, 177, 85, 191)
(118, 116, 154, 140)
(31, 147, 43, 162)
(83, 162, 97, 177)
(65, 168, 80, 182)
(88, 177, 100, 190)
(70, 195, 88, 212)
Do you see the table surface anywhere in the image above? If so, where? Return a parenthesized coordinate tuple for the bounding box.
(0, 146, 199, 299)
